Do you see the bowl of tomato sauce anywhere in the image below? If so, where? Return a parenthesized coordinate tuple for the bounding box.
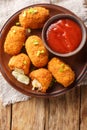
(42, 14, 86, 57)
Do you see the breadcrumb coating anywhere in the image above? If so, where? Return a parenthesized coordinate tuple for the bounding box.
(30, 68, 52, 92)
(48, 57, 75, 87)
(19, 6, 49, 29)
(25, 35, 48, 67)
(8, 53, 30, 74)
(4, 26, 26, 55)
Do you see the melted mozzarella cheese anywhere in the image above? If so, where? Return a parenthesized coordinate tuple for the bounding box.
(32, 79, 42, 91)
(12, 69, 30, 85)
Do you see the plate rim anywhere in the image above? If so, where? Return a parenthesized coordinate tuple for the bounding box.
(0, 3, 87, 97)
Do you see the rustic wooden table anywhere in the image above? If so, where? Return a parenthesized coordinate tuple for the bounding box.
(0, 86, 87, 130)
(0, 0, 87, 130)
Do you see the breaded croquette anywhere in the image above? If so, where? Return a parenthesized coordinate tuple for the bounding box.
(4, 26, 26, 55)
(29, 68, 52, 92)
(25, 35, 48, 67)
(48, 57, 75, 87)
(19, 6, 49, 29)
(8, 53, 30, 75)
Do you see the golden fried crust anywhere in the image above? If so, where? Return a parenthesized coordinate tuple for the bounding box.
(25, 35, 48, 67)
(48, 57, 75, 87)
(4, 26, 26, 55)
(8, 53, 30, 74)
(30, 68, 52, 92)
(19, 6, 49, 29)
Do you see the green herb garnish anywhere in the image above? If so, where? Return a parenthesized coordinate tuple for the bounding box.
(33, 40, 39, 45)
(36, 50, 45, 56)
(23, 60, 27, 65)
(49, 78, 57, 87)
(40, 50, 44, 54)
(59, 68, 63, 72)
(36, 50, 41, 56)
(13, 30, 16, 33)
(27, 28, 31, 33)
(61, 63, 65, 67)
(28, 8, 38, 14)
(59, 63, 65, 72)
(16, 22, 20, 26)
(23, 11, 27, 17)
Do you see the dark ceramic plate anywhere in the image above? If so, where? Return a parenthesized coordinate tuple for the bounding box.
(0, 4, 87, 97)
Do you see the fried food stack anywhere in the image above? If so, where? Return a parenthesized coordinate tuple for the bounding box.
(4, 6, 75, 92)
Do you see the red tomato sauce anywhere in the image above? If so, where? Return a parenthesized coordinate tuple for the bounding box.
(46, 19, 82, 54)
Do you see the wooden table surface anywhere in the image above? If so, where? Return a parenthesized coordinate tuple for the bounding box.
(0, 85, 87, 130)
(0, 0, 87, 130)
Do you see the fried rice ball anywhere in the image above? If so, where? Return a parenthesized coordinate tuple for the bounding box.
(48, 57, 75, 87)
(29, 68, 52, 92)
(19, 6, 49, 29)
(4, 26, 26, 55)
(8, 53, 30, 75)
(25, 35, 48, 67)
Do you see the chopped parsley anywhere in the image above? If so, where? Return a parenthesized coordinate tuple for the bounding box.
(28, 8, 38, 14)
(15, 22, 20, 26)
(27, 28, 31, 33)
(36, 50, 45, 56)
(33, 40, 39, 45)
(23, 60, 27, 65)
(23, 11, 27, 17)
